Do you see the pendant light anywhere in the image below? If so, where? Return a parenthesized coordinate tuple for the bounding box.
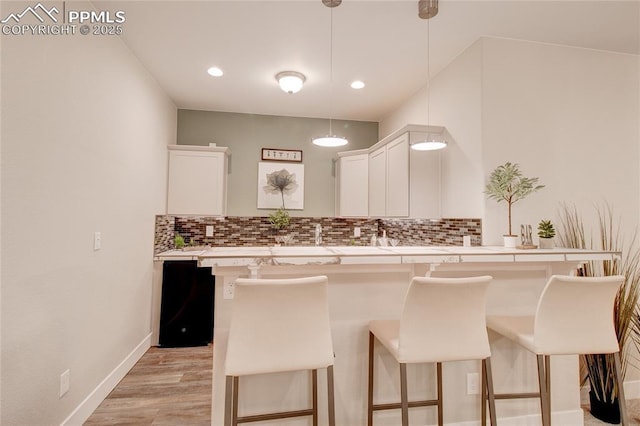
(411, 0, 447, 151)
(312, 0, 348, 147)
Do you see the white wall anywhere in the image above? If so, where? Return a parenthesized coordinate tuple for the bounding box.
(1, 4, 176, 424)
(381, 37, 639, 246)
(481, 37, 639, 245)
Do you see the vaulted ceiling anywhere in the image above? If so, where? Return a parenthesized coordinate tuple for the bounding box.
(94, 1, 640, 122)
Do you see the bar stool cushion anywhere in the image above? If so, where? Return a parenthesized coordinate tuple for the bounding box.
(371, 275, 493, 363)
(487, 274, 622, 355)
(225, 275, 334, 376)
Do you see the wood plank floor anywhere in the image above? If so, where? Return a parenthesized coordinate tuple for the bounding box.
(85, 344, 640, 425)
(84, 344, 212, 425)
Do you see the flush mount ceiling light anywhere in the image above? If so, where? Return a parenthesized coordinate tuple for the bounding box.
(276, 71, 306, 94)
(312, 0, 349, 148)
(412, 0, 447, 151)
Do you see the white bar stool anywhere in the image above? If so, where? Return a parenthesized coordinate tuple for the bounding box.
(367, 275, 497, 426)
(224, 275, 336, 426)
(483, 274, 627, 426)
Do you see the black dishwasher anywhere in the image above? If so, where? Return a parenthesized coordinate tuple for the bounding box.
(159, 260, 214, 347)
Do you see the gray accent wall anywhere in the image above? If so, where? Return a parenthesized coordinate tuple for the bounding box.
(177, 109, 378, 217)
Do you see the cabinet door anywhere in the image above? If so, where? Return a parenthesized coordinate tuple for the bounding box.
(410, 149, 441, 218)
(368, 146, 387, 217)
(167, 150, 227, 215)
(337, 154, 369, 217)
(385, 134, 409, 217)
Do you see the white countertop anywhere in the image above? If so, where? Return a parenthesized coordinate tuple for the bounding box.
(155, 245, 619, 266)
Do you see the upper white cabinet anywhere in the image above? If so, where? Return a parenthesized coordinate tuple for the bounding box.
(368, 146, 387, 217)
(167, 145, 230, 216)
(384, 134, 410, 217)
(335, 150, 369, 217)
(337, 124, 442, 219)
(368, 133, 410, 217)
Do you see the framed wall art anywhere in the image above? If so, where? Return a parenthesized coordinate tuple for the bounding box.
(257, 162, 304, 210)
(261, 148, 303, 162)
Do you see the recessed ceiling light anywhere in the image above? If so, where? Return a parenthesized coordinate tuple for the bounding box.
(207, 67, 223, 77)
(350, 80, 365, 89)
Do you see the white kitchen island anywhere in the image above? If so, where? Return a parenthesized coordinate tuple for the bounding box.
(155, 246, 618, 426)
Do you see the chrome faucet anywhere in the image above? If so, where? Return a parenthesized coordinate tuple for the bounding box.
(315, 223, 323, 246)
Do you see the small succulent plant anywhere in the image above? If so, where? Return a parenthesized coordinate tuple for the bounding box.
(537, 220, 556, 239)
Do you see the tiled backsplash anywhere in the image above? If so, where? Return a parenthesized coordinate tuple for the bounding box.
(155, 215, 482, 254)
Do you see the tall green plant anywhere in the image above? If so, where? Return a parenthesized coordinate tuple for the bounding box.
(557, 202, 640, 405)
(485, 162, 544, 236)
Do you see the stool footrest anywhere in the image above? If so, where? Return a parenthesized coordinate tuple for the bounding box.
(372, 399, 438, 411)
(236, 408, 314, 423)
(494, 392, 540, 400)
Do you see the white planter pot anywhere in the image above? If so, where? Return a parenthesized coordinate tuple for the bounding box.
(539, 237, 555, 249)
(503, 235, 518, 248)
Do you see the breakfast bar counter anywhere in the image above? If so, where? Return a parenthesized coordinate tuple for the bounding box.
(154, 246, 618, 426)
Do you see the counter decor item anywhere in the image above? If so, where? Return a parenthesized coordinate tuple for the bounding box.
(174, 233, 185, 249)
(484, 162, 544, 247)
(558, 203, 640, 424)
(537, 219, 556, 249)
(268, 207, 291, 230)
(517, 224, 536, 249)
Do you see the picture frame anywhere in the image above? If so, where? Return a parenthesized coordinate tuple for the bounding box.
(261, 148, 303, 162)
(257, 162, 304, 210)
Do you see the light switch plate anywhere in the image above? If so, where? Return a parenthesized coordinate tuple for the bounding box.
(93, 232, 101, 251)
(205, 225, 214, 237)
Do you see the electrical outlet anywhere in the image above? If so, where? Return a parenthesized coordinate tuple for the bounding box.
(223, 279, 235, 299)
(205, 225, 214, 237)
(354, 227, 361, 237)
(60, 369, 70, 397)
(466, 372, 479, 395)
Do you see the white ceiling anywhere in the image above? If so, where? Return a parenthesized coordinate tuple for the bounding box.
(95, 1, 640, 122)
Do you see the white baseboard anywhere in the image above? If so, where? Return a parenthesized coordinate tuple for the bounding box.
(60, 333, 152, 426)
(440, 409, 582, 426)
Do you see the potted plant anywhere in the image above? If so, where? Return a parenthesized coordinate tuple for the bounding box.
(268, 207, 291, 230)
(484, 162, 545, 247)
(537, 219, 556, 249)
(558, 203, 640, 423)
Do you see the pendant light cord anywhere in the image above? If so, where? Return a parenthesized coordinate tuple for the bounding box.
(426, 16, 430, 129)
(329, 6, 334, 136)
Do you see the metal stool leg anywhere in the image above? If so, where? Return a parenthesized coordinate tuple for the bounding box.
(312, 369, 318, 426)
(400, 363, 409, 426)
(537, 355, 550, 426)
(367, 332, 375, 426)
(484, 358, 497, 426)
(327, 365, 336, 426)
(224, 376, 233, 426)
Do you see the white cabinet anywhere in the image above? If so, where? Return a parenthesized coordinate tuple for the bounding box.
(368, 133, 409, 217)
(385, 134, 410, 217)
(336, 124, 442, 219)
(335, 150, 369, 217)
(167, 145, 230, 216)
(410, 147, 440, 218)
(368, 146, 387, 217)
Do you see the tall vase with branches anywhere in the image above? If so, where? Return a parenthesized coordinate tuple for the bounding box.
(557, 202, 640, 422)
